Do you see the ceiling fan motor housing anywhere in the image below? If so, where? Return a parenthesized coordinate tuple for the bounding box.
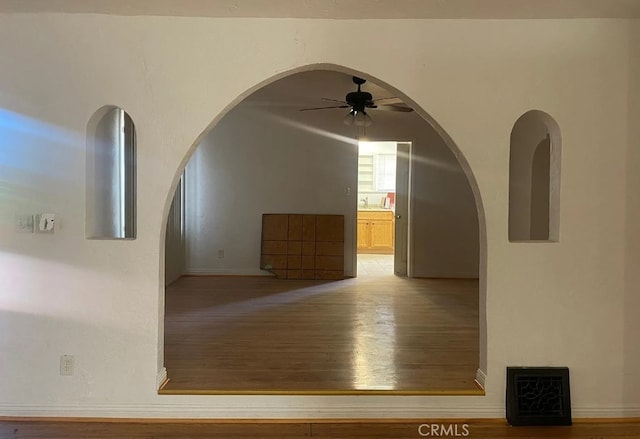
(299, 74, 412, 115)
(345, 91, 374, 112)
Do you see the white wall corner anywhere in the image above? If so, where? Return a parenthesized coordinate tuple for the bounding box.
(156, 367, 168, 390)
(475, 368, 487, 390)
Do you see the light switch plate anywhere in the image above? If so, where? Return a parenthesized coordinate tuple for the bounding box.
(15, 214, 35, 233)
(36, 213, 56, 233)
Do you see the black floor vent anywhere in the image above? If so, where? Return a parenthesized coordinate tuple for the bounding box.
(506, 367, 572, 426)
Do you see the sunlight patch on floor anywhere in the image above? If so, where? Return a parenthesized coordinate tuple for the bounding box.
(357, 253, 394, 276)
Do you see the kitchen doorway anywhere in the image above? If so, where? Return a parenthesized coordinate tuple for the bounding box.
(356, 141, 410, 277)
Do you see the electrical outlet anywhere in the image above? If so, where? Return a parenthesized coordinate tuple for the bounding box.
(60, 355, 74, 376)
(217, 249, 225, 259)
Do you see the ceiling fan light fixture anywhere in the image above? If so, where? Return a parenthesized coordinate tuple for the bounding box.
(344, 110, 372, 127)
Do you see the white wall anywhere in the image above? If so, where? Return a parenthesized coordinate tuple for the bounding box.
(184, 106, 358, 275)
(624, 19, 640, 409)
(411, 128, 479, 278)
(184, 103, 478, 279)
(164, 180, 184, 285)
(0, 14, 636, 418)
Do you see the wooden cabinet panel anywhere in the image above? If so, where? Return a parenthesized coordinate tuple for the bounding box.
(262, 214, 288, 240)
(287, 214, 303, 240)
(262, 241, 287, 255)
(316, 215, 344, 242)
(302, 241, 315, 255)
(287, 255, 302, 269)
(302, 215, 316, 241)
(357, 219, 369, 249)
(315, 255, 343, 270)
(361, 210, 393, 220)
(301, 255, 315, 269)
(315, 241, 344, 256)
(357, 210, 394, 254)
(370, 219, 394, 250)
(261, 214, 344, 280)
(287, 241, 301, 255)
(261, 254, 287, 269)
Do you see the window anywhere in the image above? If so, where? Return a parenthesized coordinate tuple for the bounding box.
(508, 110, 561, 242)
(375, 153, 397, 192)
(86, 106, 136, 239)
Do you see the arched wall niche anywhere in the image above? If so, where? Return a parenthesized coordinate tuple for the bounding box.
(86, 105, 136, 240)
(157, 63, 489, 384)
(509, 109, 562, 242)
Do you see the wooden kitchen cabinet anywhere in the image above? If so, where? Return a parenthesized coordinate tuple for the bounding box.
(357, 210, 394, 254)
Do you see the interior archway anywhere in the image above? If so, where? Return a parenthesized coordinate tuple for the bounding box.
(159, 64, 488, 395)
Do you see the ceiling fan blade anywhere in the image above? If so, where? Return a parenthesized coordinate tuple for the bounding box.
(373, 96, 402, 103)
(299, 105, 350, 112)
(374, 104, 414, 113)
(321, 98, 348, 104)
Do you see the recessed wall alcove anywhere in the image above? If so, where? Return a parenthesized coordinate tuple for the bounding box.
(509, 110, 562, 242)
(86, 106, 137, 240)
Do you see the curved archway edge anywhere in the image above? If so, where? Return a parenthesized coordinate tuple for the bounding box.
(157, 62, 489, 387)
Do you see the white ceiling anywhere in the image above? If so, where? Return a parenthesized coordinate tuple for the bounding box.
(2, 0, 640, 19)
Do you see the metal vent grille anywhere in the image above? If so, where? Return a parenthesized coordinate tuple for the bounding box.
(506, 367, 572, 426)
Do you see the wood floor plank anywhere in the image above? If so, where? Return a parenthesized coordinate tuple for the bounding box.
(163, 274, 480, 393)
(3, 420, 640, 438)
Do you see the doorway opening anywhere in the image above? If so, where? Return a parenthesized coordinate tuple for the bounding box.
(356, 141, 410, 277)
(161, 67, 484, 395)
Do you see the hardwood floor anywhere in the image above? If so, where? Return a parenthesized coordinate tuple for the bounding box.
(163, 268, 479, 394)
(2, 419, 640, 438)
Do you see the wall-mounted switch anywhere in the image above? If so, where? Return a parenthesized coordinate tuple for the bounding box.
(15, 214, 34, 233)
(218, 249, 225, 259)
(36, 213, 56, 233)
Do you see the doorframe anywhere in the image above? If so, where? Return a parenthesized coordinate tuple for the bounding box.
(395, 140, 413, 278)
(351, 139, 413, 278)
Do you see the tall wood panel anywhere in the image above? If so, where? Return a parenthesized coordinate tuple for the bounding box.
(261, 214, 344, 280)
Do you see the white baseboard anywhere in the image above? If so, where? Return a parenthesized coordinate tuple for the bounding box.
(475, 369, 487, 390)
(572, 406, 640, 418)
(184, 268, 273, 276)
(156, 368, 168, 390)
(2, 401, 638, 419)
(412, 273, 480, 280)
(0, 402, 502, 419)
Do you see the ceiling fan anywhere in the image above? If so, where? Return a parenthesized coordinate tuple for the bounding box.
(300, 76, 413, 127)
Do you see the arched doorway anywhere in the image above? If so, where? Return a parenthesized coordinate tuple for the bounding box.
(159, 64, 487, 395)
